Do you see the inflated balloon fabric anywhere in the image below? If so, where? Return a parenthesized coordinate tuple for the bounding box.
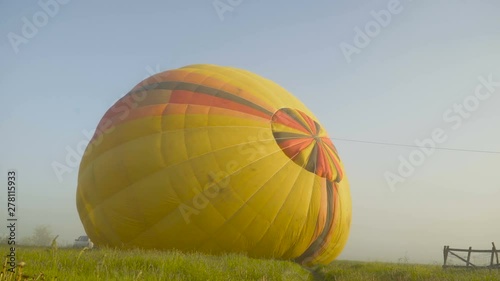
(76, 64, 351, 265)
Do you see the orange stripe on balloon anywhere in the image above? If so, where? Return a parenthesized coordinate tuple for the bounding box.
(298, 111, 318, 135)
(91, 100, 270, 143)
(169, 90, 271, 119)
(279, 138, 314, 160)
(321, 137, 339, 155)
(324, 183, 340, 250)
(315, 144, 332, 180)
(324, 146, 343, 182)
(312, 182, 340, 261)
(132, 69, 276, 114)
(199, 74, 276, 114)
(272, 110, 310, 135)
(310, 179, 328, 242)
(91, 103, 172, 143)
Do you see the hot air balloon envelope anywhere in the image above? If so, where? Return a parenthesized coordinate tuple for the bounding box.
(76, 64, 351, 265)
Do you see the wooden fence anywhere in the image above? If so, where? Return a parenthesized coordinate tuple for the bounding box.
(443, 242, 500, 269)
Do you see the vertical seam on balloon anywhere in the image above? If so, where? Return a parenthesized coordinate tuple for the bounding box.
(323, 145, 342, 182)
(111, 120, 131, 246)
(280, 169, 317, 259)
(159, 103, 169, 169)
(275, 143, 318, 249)
(197, 101, 228, 251)
(314, 182, 343, 264)
(294, 180, 335, 264)
(300, 176, 324, 258)
(279, 165, 317, 259)
(318, 181, 337, 261)
(248, 144, 311, 253)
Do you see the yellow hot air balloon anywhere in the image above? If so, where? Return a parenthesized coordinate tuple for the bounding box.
(76, 64, 351, 265)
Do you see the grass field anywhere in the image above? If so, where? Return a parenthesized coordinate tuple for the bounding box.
(1, 245, 499, 280)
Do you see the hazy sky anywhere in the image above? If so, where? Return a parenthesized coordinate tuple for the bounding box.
(1, 0, 500, 264)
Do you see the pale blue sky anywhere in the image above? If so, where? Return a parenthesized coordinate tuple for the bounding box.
(1, 0, 500, 264)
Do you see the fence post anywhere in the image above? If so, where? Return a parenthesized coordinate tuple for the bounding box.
(491, 243, 495, 270)
(466, 247, 472, 268)
(493, 242, 499, 268)
(443, 246, 449, 268)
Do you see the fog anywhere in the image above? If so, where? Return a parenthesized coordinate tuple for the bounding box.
(1, 0, 499, 264)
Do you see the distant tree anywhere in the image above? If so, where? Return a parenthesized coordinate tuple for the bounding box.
(28, 225, 54, 247)
(0, 234, 8, 244)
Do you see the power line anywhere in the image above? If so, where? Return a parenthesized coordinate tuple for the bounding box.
(330, 137, 500, 154)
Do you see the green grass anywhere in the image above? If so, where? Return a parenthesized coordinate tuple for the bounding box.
(314, 260, 500, 281)
(2, 245, 499, 280)
(3, 246, 309, 281)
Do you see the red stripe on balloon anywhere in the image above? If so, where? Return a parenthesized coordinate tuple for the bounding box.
(315, 144, 332, 180)
(272, 110, 310, 135)
(169, 90, 271, 119)
(278, 138, 314, 160)
(298, 111, 318, 135)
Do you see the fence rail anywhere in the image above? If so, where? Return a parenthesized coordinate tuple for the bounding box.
(443, 242, 500, 269)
